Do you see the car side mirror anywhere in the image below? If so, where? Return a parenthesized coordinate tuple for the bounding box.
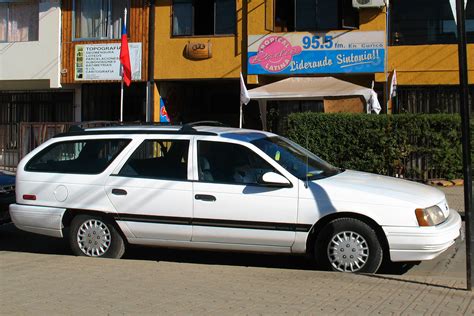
(258, 172, 292, 188)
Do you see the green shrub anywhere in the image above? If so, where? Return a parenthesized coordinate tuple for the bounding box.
(286, 113, 469, 181)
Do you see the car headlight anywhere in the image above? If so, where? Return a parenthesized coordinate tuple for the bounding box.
(415, 205, 446, 226)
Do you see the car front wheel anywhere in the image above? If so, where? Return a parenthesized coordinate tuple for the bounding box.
(314, 218, 383, 273)
(69, 214, 125, 259)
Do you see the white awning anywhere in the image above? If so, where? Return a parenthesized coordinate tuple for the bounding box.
(248, 77, 381, 114)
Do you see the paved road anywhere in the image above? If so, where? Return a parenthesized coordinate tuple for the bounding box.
(0, 222, 472, 315)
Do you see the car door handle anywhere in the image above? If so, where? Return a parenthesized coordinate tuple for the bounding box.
(195, 194, 216, 202)
(112, 188, 127, 196)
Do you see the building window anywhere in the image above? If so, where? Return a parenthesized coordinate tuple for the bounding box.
(73, 0, 128, 40)
(0, 1, 39, 42)
(172, 0, 236, 36)
(390, 0, 474, 45)
(274, 0, 358, 32)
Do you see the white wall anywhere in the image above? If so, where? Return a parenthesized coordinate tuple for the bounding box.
(0, 0, 61, 89)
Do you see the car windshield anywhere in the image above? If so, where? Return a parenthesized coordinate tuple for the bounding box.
(251, 136, 341, 180)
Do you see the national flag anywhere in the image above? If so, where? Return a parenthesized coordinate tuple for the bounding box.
(160, 98, 170, 123)
(120, 13, 132, 87)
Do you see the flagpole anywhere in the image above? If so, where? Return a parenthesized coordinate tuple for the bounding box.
(120, 8, 128, 123)
(120, 65, 124, 122)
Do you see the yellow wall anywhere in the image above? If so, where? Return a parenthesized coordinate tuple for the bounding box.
(154, 1, 473, 85)
(154, 0, 242, 80)
(388, 44, 474, 85)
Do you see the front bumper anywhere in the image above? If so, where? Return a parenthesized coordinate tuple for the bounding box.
(383, 209, 462, 262)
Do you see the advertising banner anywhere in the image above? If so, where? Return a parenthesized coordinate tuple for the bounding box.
(248, 31, 385, 75)
(75, 43, 142, 81)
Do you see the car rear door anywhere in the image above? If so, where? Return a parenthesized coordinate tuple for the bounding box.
(105, 135, 193, 242)
(191, 137, 299, 248)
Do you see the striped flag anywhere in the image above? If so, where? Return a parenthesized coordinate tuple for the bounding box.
(120, 10, 131, 87)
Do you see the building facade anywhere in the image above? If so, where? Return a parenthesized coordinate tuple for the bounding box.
(151, 0, 474, 128)
(0, 0, 66, 168)
(60, 0, 151, 122)
(387, 0, 474, 113)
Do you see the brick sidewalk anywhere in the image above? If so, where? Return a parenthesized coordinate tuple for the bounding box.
(1, 249, 472, 315)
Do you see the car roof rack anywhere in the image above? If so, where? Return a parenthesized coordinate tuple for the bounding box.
(54, 121, 222, 138)
(179, 121, 226, 133)
(185, 121, 226, 127)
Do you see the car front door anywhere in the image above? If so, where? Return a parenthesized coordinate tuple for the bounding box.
(105, 136, 193, 241)
(192, 138, 298, 248)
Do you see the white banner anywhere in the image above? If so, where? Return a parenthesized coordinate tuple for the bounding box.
(75, 43, 142, 81)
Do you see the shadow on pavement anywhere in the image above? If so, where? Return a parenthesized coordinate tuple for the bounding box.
(0, 223, 72, 255)
(0, 223, 417, 275)
(363, 274, 466, 291)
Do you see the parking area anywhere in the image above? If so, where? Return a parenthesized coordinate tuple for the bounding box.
(0, 221, 472, 315)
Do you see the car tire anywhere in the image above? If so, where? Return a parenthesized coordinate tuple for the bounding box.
(314, 218, 383, 273)
(69, 214, 125, 259)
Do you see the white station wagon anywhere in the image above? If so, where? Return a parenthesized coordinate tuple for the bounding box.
(10, 124, 461, 273)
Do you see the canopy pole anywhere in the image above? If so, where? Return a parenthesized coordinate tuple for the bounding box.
(239, 103, 243, 128)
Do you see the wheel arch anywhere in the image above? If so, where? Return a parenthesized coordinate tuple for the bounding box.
(306, 212, 390, 259)
(61, 209, 127, 242)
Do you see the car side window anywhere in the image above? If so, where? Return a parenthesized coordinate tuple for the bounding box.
(118, 139, 189, 181)
(25, 139, 130, 174)
(197, 141, 277, 185)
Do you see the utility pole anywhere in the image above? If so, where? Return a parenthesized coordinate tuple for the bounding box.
(455, 0, 473, 291)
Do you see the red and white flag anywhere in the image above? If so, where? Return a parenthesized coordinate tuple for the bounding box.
(120, 11, 132, 87)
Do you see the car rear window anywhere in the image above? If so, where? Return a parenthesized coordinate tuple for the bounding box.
(25, 139, 131, 174)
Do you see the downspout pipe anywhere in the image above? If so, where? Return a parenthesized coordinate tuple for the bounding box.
(147, 0, 156, 122)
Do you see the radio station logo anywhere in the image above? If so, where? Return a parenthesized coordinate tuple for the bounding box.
(249, 36, 302, 73)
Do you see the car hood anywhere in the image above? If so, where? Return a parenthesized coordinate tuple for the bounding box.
(0, 172, 15, 186)
(314, 170, 445, 208)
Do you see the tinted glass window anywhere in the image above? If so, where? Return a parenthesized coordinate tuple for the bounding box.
(198, 141, 276, 185)
(215, 0, 236, 34)
(26, 139, 130, 174)
(390, 0, 474, 45)
(119, 139, 189, 180)
(275, 0, 357, 32)
(172, 0, 193, 36)
(172, 0, 236, 36)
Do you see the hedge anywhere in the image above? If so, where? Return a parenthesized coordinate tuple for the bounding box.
(286, 113, 472, 181)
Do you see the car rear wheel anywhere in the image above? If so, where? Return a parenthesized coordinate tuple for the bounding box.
(70, 214, 125, 259)
(314, 218, 383, 273)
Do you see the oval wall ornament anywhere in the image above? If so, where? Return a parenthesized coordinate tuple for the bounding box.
(185, 41, 212, 60)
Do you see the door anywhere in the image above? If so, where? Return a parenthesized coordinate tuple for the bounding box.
(192, 139, 298, 247)
(105, 136, 193, 241)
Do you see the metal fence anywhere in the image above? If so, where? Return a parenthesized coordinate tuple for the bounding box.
(0, 121, 120, 172)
